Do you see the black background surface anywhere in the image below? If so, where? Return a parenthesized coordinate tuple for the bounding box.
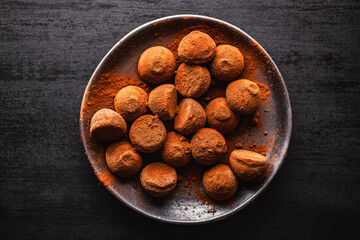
(1, 1, 359, 239)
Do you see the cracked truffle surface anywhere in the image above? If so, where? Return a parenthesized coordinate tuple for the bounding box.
(90, 108, 127, 142)
(106, 141, 142, 177)
(161, 131, 192, 167)
(191, 128, 227, 165)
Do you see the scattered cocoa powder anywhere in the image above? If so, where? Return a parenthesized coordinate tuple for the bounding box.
(81, 22, 276, 206)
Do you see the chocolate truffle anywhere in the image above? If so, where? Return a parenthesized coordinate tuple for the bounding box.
(191, 128, 227, 165)
(229, 149, 268, 181)
(105, 141, 142, 177)
(178, 30, 216, 64)
(202, 164, 238, 201)
(129, 115, 167, 153)
(210, 45, 244, 81)
(205, 97, 240, 133)
(226, 79, 261, 114)
(174, 98, 206, 135)
(175, 63, 211, 98)
(161, 131, 192, 167)
(140, 162, 177, 197)
(90, 108, 127, 142)
(148, 84, 177, 121)
(114, 85, 148, 121)
(138, 46, 176, 84)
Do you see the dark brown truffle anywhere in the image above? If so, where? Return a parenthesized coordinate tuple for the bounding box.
(161, 131, 192, 167)
(210, 45, 244, 81)
(229, 150, 268, 180)
(90, 108, 127, 142)
(140, 162, 177, 197)
(105, 141, 142, 177)
(205, 97, 240, 133)
(138, 46, 176, 84)
(129, 115, 167, 153)
(175, 63, 211, 98)
(191, 128, 227, 165)
(178, 30, 216, 64)
(114, 85, 148, 121)
(226, 79, 261, 114)
(174, 98, 206, 135)
(202, 164, 238, 201)
(148, 84, 177, 121)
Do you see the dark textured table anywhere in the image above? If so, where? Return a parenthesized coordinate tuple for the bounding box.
(1, 1, 359, 239)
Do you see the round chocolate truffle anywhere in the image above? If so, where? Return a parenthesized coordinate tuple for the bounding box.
(226, 79, 261, 114)
(229, 149, 268, 181)
(90, 108, 127, 142)
(174, 98, 206, 135)
(191, 128, 227, 165)
(114, 85, 148, 121)
(140, 162, 177, 197)
(148, 84, 177, 121)
(205, 97, 240, 133)
(203, 164, 238, 201)
(210, 45, 244, 81)
(138, 46, 176, 84)
(175, 63, 211, 98)
(105, 141, 143, 177)
(161, 131, 192, 167)
(129, 115, 167, 153)
(178, 30, 216, 64)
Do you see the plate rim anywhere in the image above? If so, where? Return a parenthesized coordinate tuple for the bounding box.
(79, 14, 293, 225)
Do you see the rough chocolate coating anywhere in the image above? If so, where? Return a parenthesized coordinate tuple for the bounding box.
(148, 84, 177, 121)
(202, 164, 238, 201)
(226, 79, 261, 114)
(191, 128, 227, 165)
(138, 46, 176, 84)
(90, 108, 127, 142)
(114, 85, 148, 121)
(210, 45, 245, 81)
(105, 141, 143, 177)
(205, 97, 240, 133)
(140, 162, 177, 197)
(178, 30, 216, 64)
(175, 63, 211, 98)
(161, 131, 192, 167)
(229, 149, 268, 181)
(174, 98, 206, 135)
(129, 115, 167, 153)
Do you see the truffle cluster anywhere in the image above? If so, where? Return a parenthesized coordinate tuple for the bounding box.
(89, 30, 268, 201)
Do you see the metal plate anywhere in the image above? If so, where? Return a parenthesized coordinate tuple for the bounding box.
(79, 15, 292, 224)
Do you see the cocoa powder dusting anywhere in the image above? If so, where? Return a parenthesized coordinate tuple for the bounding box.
(82, 21, 276, 207)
